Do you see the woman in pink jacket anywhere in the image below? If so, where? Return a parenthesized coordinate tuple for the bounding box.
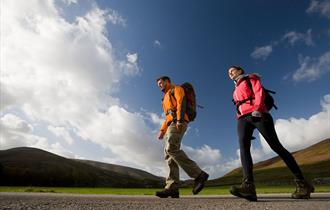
(228, 66, 314, 201)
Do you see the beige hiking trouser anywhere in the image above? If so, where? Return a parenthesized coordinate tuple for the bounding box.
(164, 122, 202, 190)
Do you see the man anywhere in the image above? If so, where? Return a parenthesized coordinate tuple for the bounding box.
(155, 76, 209, 198)
(228, 66, 314, 202)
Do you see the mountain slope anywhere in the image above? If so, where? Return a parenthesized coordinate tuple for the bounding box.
(208, 138, 330, 186)
(0, 147, 164, 187)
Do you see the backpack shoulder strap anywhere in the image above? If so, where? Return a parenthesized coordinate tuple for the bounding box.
(243, 76, 253, 92)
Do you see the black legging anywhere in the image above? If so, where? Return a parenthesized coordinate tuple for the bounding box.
(237, 113, 304, 182)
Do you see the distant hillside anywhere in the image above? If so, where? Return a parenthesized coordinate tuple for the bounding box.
(0, 147, 164, 188)
(207, 138, 330, 186)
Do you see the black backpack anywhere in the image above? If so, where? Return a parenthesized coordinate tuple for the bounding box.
(232, 76, 277, 114)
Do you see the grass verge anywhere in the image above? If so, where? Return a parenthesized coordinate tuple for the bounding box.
(0, 185, 329, 195)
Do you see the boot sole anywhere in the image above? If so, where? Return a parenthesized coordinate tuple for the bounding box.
(230, 190, 257, 202)
(155, 194, 180, 198)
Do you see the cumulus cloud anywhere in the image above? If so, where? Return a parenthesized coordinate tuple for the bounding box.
(282, 29, 314, 46)
(48, 125, 74, 145)
(292, 51, 330, 82)
(306, 0, 330, 19)
(0, 0, 224, 179)
(0, 113, 75, 158)
(119, 53, 140, 76)
(251, 45, 273, 60)
(0, 0, 144, 164)
(147, 112, 164, 127)
(260, 94, 330, 154)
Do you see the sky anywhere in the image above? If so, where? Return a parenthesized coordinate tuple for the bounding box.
(1, 0, 330, 179)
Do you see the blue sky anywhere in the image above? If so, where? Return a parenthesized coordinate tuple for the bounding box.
(1, 0, 330, 178)
(99, 0, 330, 158)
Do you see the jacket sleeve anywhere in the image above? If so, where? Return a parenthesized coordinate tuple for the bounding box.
(160, 120, 167, 133)
(250, 78, 265, 112)
(173, 86, 186, 122)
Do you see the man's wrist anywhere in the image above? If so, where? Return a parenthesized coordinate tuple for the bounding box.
(177, 119, 184, 124)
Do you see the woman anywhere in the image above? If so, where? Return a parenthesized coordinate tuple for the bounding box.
(228, 65, 314, 201)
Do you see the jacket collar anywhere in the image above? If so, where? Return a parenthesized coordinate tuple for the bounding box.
(234, 74, 247, 86)
(164, 84, 175, 94)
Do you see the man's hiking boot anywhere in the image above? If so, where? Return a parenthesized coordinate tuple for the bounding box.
(155, 188, 179, 198)
(292, 179, 315, 199)
(230, 179, 257, 202)
(192, 171, 209, 195)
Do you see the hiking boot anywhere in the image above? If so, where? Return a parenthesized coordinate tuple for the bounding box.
(192, 171, 209, 195)
(155, 188, 179, 198)
(292, 179, 315, 199)
(230, 179, 257, 202)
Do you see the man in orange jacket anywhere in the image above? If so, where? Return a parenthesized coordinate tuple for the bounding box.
(155, 76, 209, 198)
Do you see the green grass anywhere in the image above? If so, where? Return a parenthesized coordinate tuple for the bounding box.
(1, 185, 329, 195)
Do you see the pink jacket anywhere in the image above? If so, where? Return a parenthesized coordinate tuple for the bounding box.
(232, 74, 268, 119)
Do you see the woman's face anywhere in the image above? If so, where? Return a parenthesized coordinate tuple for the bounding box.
(228, 68, 243, 80)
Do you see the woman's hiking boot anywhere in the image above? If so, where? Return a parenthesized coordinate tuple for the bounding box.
(230, 179, 257, 202)
(292, 179, 315, 199)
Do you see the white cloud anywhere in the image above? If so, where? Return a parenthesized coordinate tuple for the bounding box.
(184, 145, 221, 166)
(119, 53, 140, 76)
(147, 112, 164, 127)
(251, 29, 314, 62)
(107, 9, 126, 27)
(260, 94, 330, 154)
(48, 125, 74, 145)
(62, 0, 78, 6)
(306, 0, 330, 19)
(0, 114, 33, 133)
(282, 29, 314, 46)
(154, 40, 161, 48)
(0, 0, 252, 180)
(0, 0, 146, 167)
(127, 52, 138, 63)
(0, 114, 75, 158)
(292, 51, 330, 82)
(251, 45, 273, 60)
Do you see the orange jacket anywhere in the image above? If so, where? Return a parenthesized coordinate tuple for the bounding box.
(160, 84, 189, 133)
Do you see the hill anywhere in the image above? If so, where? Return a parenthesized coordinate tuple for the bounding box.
(207, 138, 330, 186)
(0, 147, 164, 188)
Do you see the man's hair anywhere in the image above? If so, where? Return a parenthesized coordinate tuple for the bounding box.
(229, 65, 245, 74)
(156, 76, 171, 83)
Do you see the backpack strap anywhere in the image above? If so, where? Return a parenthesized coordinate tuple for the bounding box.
(244, 76, 254, 105)
(165, 88, 177, 121)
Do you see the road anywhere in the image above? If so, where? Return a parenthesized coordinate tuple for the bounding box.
(0, 192, 329, 210)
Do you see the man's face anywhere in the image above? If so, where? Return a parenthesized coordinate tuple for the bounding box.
(228, 68, 242, 80)
(157, 79, 168, 92)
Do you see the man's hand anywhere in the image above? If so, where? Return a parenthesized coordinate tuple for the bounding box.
(158, 131, 165, 140)
(176, 122, 184, 132)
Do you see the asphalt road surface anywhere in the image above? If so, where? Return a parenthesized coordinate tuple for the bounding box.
(0, 192, 329, 210)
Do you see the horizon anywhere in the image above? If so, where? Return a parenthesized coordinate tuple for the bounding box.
(1, 0, 330, 179)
